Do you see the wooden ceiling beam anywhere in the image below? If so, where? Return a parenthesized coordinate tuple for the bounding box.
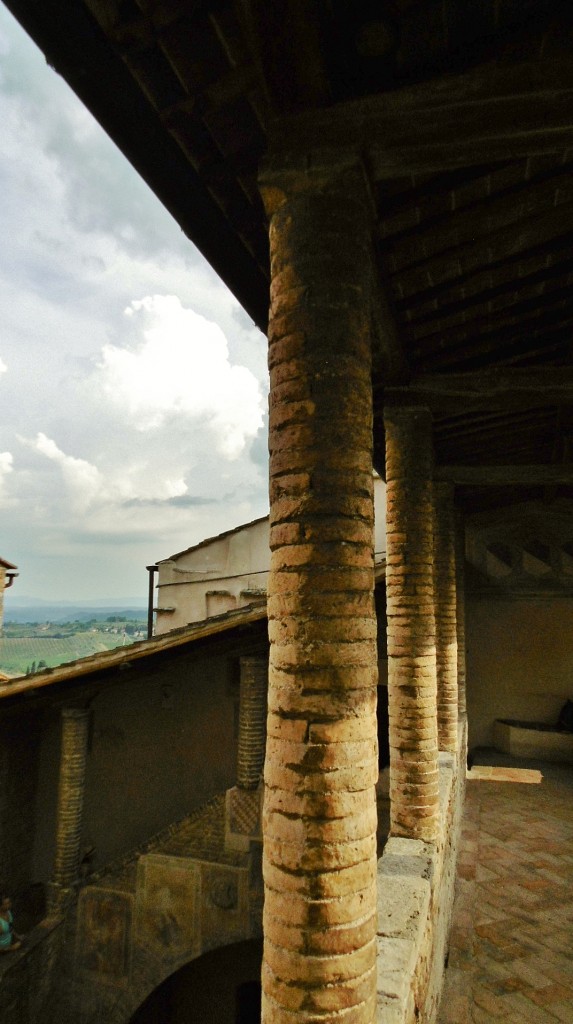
(385, 369, 573, 414)
(237, 0, 330, 115)
(436, 465, 573, 486)
(269, 56, 573, 176)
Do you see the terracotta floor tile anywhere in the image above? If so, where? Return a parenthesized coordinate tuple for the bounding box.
(438, 757, 573, 1024)
(546, 1001, 573, 1023)
(527, 983, 573, 1007)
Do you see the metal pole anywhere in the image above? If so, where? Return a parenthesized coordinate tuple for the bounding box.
(146, 564, 158, 639)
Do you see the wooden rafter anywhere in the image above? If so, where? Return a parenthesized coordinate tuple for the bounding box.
(386, 369, 573, 413)
(269, 57, 573, 176)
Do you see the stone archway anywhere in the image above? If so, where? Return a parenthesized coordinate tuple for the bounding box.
(129, 938, 263, 1024)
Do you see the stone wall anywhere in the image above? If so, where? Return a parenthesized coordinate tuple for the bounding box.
(0, 711, 42, 901)
(466, 595, 573, 748)
(31, 650, 239, 883)
(376, 721, 467, 1023)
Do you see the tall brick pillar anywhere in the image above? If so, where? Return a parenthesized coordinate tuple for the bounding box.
(49, 706, 89, 913)
(237, 656, 267, 790)
(259, 159, 379, 1024)
(433, 482, 458, 752)
(455, 515, 467, 718)
(384, 406, 439, 841)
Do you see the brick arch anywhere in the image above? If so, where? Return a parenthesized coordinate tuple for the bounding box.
(128, 937, 263, 1024)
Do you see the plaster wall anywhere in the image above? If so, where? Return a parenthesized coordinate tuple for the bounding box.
(32, 652, 238, 882)
(155, 478, 387, 634)
(466, 594, 573, 749)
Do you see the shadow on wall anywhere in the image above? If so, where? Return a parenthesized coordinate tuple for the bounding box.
(129, 938, 262, 1024)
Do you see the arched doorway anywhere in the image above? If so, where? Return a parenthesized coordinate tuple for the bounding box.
(129, 938, 262, 1024)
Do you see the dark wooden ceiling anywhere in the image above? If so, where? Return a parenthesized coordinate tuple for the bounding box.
(6, 0, 573, 511)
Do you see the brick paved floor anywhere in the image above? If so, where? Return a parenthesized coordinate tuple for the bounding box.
(438, 751, 573, 1024)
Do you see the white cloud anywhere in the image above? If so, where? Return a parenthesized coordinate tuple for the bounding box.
(0, 10, 269, 600)
(98, 295, 264, 458)
(26, 432, 103, 512)
(0, 451, 13, 507)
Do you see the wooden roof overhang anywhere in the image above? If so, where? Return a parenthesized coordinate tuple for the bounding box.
(5, 0, 573, 514)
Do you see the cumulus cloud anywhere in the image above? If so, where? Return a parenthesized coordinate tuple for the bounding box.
(98, 295, 264, 458)
(0, 10, 269, 600)
(25, 433, 103, 512)
(0, 451, 13, 507)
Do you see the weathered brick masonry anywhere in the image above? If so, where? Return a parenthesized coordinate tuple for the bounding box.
(433, 483, 458, 753)
(49, 707, 89, 912)
(237, 656, 267, 790)
(259, 160, 379, 1024)
(455, 517, 467, 719)
(384, 406, 440, 842)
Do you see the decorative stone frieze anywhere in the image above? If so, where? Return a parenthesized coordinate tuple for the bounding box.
(384, 405, 440, 842)
(259, 156, 379, 1024)
(433, 482, 458, 752)
(49, 706, 89, 913)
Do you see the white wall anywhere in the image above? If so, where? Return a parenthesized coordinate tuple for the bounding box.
(156, 477, 387, 634)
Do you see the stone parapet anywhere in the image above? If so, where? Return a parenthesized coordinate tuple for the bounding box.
(376, 720, 467, 1023)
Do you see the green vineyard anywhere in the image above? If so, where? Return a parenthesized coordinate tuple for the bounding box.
(0, 632, 134, 678)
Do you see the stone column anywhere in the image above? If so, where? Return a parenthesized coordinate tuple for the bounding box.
(384, 406, 440, 841)
(49, 707, 89, 913)
(433, 482, 458, 752)
(455, 515, 467, 717)
(237, 656, 267, 790)
(259, 159, 379, 1024)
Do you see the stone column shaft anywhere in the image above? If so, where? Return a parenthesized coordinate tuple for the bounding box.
(237, 656, 267, 790)
(433, 482, 458, 752)
(455, 516, 467, 717)
(384, 406, 440, 841)
(52, 707, 89, 896)
(259, 160, 378, 1024)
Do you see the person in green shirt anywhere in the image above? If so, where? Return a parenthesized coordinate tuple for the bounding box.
(0, 895, 22, 952)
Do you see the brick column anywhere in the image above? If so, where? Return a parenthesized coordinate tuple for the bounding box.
(384, 406, 439, 841)
(455, 515, 467, 717)
(237, 656, 267, 790)
(259, 159, 378, 1024)
(49, 707, 89, 913)
(433, 482, 458, 752)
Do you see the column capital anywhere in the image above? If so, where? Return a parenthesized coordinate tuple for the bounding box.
(259, 150, 374, 219)
(61, 705, 90, 721)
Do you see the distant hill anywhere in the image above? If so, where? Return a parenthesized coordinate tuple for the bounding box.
(4, 602, 147, 624)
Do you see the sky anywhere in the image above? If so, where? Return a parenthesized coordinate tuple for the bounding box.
(0, 5, 270, 604)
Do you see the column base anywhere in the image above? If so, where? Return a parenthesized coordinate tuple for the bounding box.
(46, 881, 75, 918)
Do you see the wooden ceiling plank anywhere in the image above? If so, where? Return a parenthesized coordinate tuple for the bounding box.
(436, 465, 573, 485)
(390, 199, 573, 301)
(387, 368, 573, 414)
(406, 255, 573, 331)
(381, 161, 573, 271)
(411, 285, 573, 353)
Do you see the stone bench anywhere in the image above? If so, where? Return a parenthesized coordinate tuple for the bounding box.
(494, 718, 573, 763)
